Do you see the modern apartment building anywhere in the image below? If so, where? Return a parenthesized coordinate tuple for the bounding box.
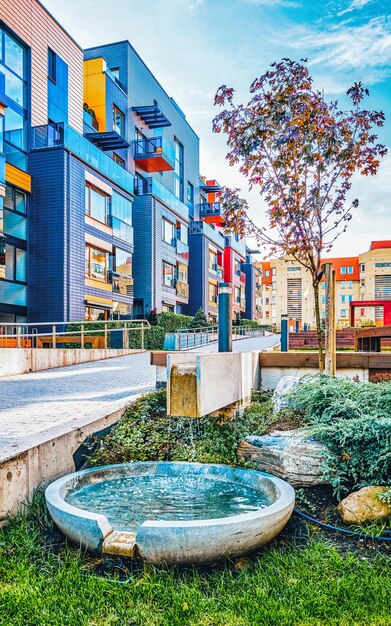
(0, 0, 253, 325)
(255, 241, 391, 329)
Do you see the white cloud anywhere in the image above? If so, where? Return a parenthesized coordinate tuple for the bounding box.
(292, 17, 391, 86)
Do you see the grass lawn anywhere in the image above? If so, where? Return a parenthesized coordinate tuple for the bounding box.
(0, 501, 390, 626)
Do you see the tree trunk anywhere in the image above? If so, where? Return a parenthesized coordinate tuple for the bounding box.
(313, 281, 324, 371)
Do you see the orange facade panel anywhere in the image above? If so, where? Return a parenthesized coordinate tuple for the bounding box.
(134, 155, 175, 173)
(370, 240, 391, 251)
(0, 0, 83, 134)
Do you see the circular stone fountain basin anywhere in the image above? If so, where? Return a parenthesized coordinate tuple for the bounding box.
(45, 462, 295, 564)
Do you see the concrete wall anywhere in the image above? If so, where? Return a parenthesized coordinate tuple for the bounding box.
(0, 404, 124, 520)
(0, 348, 139, 378)
(260, 367, 369, 390)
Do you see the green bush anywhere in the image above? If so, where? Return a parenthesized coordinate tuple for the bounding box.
(289, 376, 391, 497)
(87, 389, 275, 468)
(188, 307, 209, 329)
(157, 312, 193, 332)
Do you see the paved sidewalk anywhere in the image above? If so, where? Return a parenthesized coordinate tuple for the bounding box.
(0, 352, 156, 461)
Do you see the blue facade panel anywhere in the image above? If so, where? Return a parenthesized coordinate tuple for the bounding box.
(48, 56, 69, 123)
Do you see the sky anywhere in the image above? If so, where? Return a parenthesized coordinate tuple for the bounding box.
(43, 0, 391, 258)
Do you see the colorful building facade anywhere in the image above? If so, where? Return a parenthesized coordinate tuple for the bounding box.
(255, 241, 391, 329)
(0, 0, 253, 325)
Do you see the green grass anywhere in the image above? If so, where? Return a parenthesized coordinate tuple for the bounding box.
(0, 500, 390, 626)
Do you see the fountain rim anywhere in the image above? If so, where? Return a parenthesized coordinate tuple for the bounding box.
(45, 461, 295, 532)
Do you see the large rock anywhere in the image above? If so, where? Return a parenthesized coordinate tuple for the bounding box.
(237, 429, 329, 487)
(272, 376, 300, 412)
(338, 486, 391, 524)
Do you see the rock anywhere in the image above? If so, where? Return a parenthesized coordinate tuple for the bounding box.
(237, 428, 329, 487)
(272, 376, 300, 412)
(338, 486, 391, 524)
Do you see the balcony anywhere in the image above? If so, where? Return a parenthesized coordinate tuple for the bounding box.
(210, 263, 224, 279)
(199, 202, 225, 226)
(132, 104, 171, 129)
(108, 216, 134, 246)
(83, 110, 99, 131)
(31, 122, 134, 195)
(134, 177, 189, 222)
(175, 239, 189, 259)
(176, 281, 189, 299)
(225, 234, 246, 259)
(189, 220, 225, 250)
(134, 137, 175, 173)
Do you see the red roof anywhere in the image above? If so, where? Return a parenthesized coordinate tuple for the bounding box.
(370, 241, 391, 251)
(321, 256, 360, 281)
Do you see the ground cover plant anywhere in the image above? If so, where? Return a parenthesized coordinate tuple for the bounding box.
(289, 376, 391, 498)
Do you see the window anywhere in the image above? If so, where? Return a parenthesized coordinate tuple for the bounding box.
(187, 182, 194, 206)
(340, 266, 346, 274)
(0, 239, 26, 282)
(341, 295, 346, 303)
(162, 218, 175, 245)
(272, 268, 276, 276)
(264, 270, 270, 277)
(265, 297, 270, 305)
(234, 286, 241, 303)
(322, 282, 325, 289)
(272, 295, 276, 304)
(348, 295, 353, 302)
(209, 282, 218, 304)
(321, 295, 326, 304)
(85, 184, 108, 224)
(1, 186, 27, 240)
(111, 191, 132, 225)
(347, 266, 354, 274)
(209, 249, 217, 270)
(4, 31, 25, 77)
(341, 281, 346, 289)
(48, 49, 56, 82)
(322, 310, 326, 318)
(272, 281, 276, 290)
(348, 281, 353, 289)
(113, 105, 124, 136)
(162, 261, 175, 287)
(85, 245, 108, 281)
(341, 309, 347, 318)
(177, 262, 187, 283)
(85, 307, 108, 321)
(174, 138, 184, 201)
(360, 263, 366, 273)
(113, 153, 125, 168)
(234, 259, 241, 276)
(113, 248, 132, 277)
(361, 278, 366, 287)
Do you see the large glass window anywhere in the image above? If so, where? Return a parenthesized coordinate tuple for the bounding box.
(0, 238, 26, 282)
(4, 108, 26, 150)
(85, 245, 108, 281)
(85, 184, 108, 224)
(174, 138, 184, 201)
(187, 182, 194, 207)
(111, 191, 132, 225)
(85, 306, 108, 321)
(4, 33, 24, 77)
(1, 186, 27, 240)
(162, 218, 175, 245)
(114, 248, 132, 277)
(113, 105, 124, 136)
(162, 261, 175, 287)
(48, 49, 57, 82)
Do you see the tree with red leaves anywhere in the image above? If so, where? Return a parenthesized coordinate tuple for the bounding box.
(213, 58, 387, 368)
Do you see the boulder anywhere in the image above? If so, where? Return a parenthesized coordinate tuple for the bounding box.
(237, 429, 329, 487)
(338, 486, 391, 524)
(272, 376, 300, 412)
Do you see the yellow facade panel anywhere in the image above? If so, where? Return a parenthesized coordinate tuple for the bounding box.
(85, 279, 113, 293)
(5, 163, 32, 192)
(83, 58, 106, 131)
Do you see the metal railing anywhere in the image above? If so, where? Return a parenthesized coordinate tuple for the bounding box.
(175, 325, 271, 350)
(0, 319, 150, 350)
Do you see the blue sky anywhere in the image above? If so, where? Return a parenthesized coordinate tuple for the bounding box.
(43, 0, 391, 256)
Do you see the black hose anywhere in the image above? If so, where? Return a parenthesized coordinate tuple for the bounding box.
(293, 508, 391, 542)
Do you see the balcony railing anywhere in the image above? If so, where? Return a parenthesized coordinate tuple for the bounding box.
(134, 176, 189, 222)
(210, 263, 224, 279)
(83, 110, 99, 131)
(199, 202, 224, 225)
(133, 137, 175, 172)
(175, 239, 189, 258)
(189, 220, 225, 250)
(31, 122, 134, 195)
(108, 216, 134, 246)
(225, 234, 246, 259)
(176, 281, 189, 299)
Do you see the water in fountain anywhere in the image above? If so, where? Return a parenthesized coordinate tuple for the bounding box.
(67, 474, 271, 532)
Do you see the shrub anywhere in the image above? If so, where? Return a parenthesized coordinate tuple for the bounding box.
(87, 389, 275, 468)
(371, 372, 391, 384)
(188, 307, 209, 329)
(157, 312, 192, 332)
(289, 375, 391, 497)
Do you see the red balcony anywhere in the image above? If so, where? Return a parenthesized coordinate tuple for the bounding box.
(134, 137, 175, 173)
